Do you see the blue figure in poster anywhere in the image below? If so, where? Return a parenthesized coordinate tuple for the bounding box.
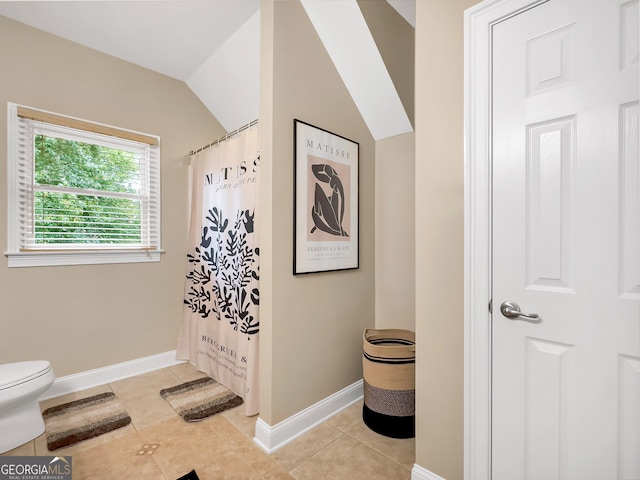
(310, 164, 349, 237)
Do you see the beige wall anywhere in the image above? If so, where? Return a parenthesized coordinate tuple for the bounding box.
(414, 1, 481, 479)
(358, 0, 415, 126)
(259, 1, 376, 425)
(365, 1, 416, 334)
(375, 133, 415, 332)
(0, 16, 225, 377)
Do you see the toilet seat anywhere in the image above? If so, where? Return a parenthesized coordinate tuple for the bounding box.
(0, 361, 52, 391)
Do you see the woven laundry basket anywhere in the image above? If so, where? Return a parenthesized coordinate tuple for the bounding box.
(362, 328, 415, 438)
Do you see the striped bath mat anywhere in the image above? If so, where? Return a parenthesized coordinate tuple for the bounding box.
(160, 377, 243, 422)
(42, 392, 131, 451)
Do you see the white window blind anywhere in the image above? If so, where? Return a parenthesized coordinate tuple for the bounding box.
(6, 103, 161, 267)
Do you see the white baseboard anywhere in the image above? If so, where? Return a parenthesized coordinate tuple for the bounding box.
(40, 350, 185, 400)
(253, 379, 363, 453)
(412, 464, 447, 480)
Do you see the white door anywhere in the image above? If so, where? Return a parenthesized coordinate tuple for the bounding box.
(492, 0, 640, 479)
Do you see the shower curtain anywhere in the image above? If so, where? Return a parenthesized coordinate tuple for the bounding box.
(177, 126, 260, 415)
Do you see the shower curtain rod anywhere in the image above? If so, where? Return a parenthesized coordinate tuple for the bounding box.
(190, 119, 259, 155)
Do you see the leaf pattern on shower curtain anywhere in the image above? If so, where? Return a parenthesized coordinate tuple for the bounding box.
(184, 207, 259, 336)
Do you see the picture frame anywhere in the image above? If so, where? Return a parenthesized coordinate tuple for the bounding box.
(293, 119, 359, 274)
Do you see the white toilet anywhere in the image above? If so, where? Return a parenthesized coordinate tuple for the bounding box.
(0, 361, 55, 454)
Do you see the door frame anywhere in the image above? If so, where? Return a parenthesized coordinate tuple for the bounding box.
(463, 1, 549, 479)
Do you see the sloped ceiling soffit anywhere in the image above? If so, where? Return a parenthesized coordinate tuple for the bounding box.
(0, 0, 415, 141)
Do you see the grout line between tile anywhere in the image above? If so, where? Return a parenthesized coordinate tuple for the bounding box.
(343, 429, 415, 471)
(283, 432, 346, 475)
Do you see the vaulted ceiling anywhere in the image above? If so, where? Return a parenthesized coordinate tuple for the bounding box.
(0, 1, 415, 140)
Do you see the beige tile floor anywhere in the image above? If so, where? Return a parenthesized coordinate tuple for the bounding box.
(2, 363, 414, 479)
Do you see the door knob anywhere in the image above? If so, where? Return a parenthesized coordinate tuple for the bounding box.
(500, 301, 539, 320)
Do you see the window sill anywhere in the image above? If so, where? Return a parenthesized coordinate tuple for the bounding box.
(5, 249, 163, 268)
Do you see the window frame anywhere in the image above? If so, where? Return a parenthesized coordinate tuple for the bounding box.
(6, 103, 162, 267)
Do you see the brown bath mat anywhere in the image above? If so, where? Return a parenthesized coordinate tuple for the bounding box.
(160, 377, 243, 422)
(42, 392, 131, 451)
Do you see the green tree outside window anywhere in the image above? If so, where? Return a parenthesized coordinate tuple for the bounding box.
(34, 135, 142, 244)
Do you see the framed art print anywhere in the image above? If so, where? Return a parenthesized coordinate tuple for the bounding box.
(293, 119, 359, 274)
